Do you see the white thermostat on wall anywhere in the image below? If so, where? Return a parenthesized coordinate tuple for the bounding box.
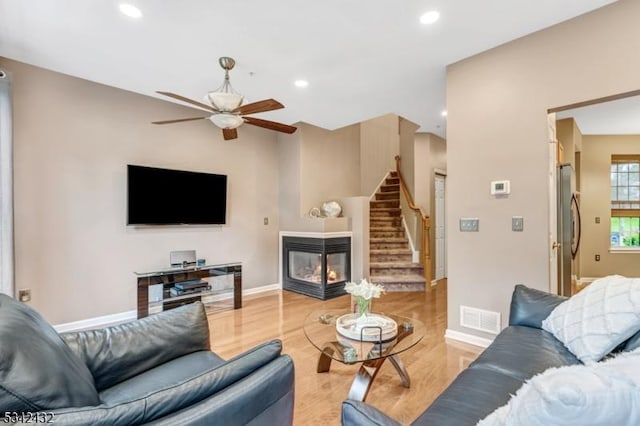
(491, 180, 510, 195)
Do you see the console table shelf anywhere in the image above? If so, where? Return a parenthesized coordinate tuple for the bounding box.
(135, 262, 242, 318)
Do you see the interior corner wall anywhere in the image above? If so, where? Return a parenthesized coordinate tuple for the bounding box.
(2, 57, 281, 324)
(360, 114, 400, 196)
(580, 135, 640, 278)
(277, 129, 303, 229)
(446, 0, 640, 339)
(298, 122, 361, 214)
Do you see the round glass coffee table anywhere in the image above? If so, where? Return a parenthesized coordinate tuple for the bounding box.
(303, 309, 425, 401)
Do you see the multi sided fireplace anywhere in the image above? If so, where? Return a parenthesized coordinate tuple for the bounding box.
(282, 235, 350, 300)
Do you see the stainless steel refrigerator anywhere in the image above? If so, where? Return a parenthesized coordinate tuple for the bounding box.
(557, 163, 581, 297)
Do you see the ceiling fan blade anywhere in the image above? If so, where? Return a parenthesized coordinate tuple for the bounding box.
(156, 91, 218, 112)
(243, 117, 297, 134)
(152, 117, 208, 125)
(223, 128, 238, 140)
(233, 99, 284, 115)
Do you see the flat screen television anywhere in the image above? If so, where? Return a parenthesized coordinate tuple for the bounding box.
(127, 164, 227, 225)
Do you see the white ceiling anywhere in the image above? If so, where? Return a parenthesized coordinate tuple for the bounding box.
(556, 95, 640, 135)
(0, 0, 617, 137)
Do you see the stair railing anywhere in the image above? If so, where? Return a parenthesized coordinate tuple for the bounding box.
(394, 155, 432, 286)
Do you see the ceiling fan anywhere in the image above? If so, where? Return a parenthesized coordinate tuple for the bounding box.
(152, 57, 297, 140)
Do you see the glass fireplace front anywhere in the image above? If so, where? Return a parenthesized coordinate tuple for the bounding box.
(282, 236, 350, 300)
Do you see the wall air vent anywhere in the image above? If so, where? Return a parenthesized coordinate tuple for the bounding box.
(460, 305, 501, 334)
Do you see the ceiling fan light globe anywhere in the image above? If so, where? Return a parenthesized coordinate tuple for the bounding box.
(207, 92, 243, 111)
(209, 113, 244, 129)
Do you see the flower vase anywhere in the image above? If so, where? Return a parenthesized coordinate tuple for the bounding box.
(354, 296, 371, 327)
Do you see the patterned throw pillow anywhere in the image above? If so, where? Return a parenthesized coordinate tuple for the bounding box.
(541, 275, 640, 363)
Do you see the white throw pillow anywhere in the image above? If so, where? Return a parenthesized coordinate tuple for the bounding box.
(477, 349, 640, 426)
(541, 275, 640, 363)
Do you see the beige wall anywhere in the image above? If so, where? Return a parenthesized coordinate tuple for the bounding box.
(3, 57, 281, 324)
(360, 114, 399, 196)
(277, 129, 303, 229)
(556, 118, 580, 170)
(446, 0, 640, 339)
(299, 123, 360, 214)
(580, 135, 640, 278)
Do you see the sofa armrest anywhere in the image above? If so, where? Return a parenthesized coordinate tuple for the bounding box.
(148, 355, 295, 426)
(341, 400, 401, 426)
(61, 302, 210, 390)
(509, 285, 567, 329)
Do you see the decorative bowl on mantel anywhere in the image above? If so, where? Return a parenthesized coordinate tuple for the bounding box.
(321, 200, 342, 218)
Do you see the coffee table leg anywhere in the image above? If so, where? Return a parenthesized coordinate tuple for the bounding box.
(317, 346, 335, 373)
(347, 358, 386, 401)
(388, 354, 410, 388)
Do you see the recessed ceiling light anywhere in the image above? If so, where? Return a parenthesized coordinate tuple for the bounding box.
(119, 3, 142, 19)
(441, 110, 448, 117)
(294, 80, 309, 88)
(420, 11, 440, 25)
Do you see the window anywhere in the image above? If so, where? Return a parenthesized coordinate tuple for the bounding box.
(611, 155, 640, 248)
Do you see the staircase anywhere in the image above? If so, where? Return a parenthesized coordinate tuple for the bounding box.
(369, 171, 426, 292)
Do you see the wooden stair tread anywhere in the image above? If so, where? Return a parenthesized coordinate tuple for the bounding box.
(370, 262, 424, 268)
(370, 274, 426, 283)
(370, 249, 412, 254)
(370, 208, 401, 212)
(370, 237, 408, 243)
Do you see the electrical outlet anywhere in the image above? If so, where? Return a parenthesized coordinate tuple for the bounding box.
(18, 289, 31, 302)
(595, 254, 601, 262)
(595, 217, 600, 224)
(263, 217, 269, 225)
(460, 218, 479, 232)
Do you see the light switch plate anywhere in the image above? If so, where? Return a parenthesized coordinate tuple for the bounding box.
(512, 216, 524, 232)
(460, 218, 479, 232)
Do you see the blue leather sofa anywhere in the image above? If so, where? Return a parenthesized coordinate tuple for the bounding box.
(342, 284, 640, 426)
(0, 295, 294, 425)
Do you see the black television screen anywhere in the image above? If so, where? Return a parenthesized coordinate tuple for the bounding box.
(127, 165, 227, 225)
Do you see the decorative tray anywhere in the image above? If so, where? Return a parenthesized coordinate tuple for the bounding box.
(335, 313, 398, 342)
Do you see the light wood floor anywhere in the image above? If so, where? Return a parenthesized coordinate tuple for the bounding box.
(207, 282, 482, 426)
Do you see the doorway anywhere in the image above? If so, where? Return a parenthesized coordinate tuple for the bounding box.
(548, 91, 640, 293)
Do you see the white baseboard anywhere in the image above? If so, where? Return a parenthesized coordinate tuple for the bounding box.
(445, 329, 494, 348)
(53, 282, 282, 333)
(54, 310, 137, 333)
(244, 282, 281, 295)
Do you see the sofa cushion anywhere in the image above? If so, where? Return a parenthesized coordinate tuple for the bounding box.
(99, 351, 224, 404)
(542, 275, 640, 363)
(412, 368, 524, 426)
(478, 349, 640, 426)
(0, 294, 100, 412)
(49, 340, 284, 425)
(62, 301, 211, 391)
(469, 326, 580, 382)
(146, 355, 295, 426)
